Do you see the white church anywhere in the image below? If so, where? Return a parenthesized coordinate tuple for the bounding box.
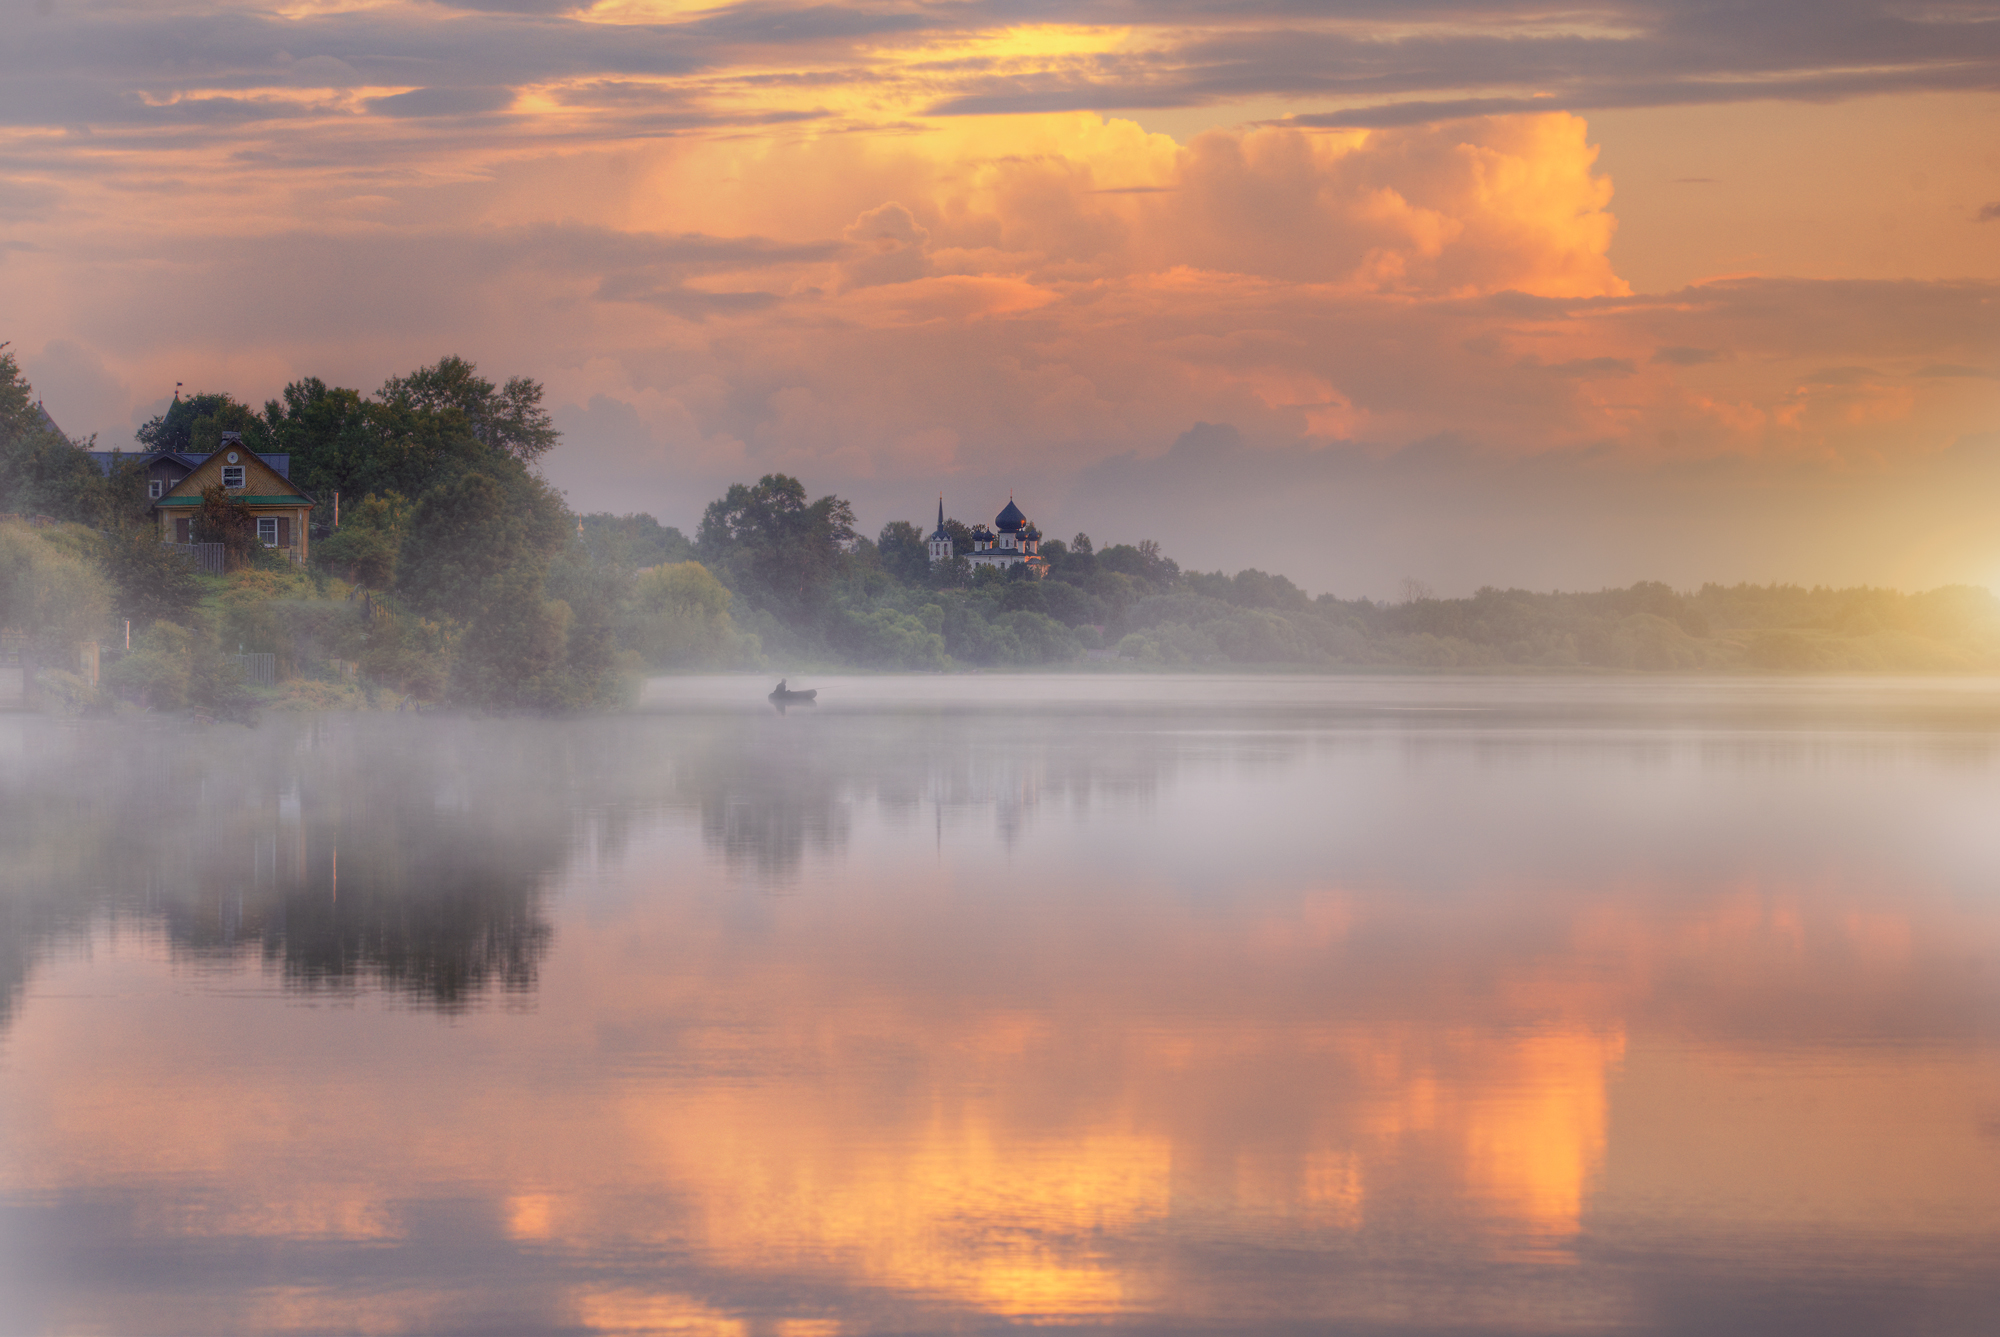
(928, 496, 1048, 577)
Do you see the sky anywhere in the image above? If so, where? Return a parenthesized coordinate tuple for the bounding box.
(4, 0, 1998, 598)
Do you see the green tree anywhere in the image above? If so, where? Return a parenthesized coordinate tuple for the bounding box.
(450, 565, 572, 708)
(695, 474, 857, 629)
(378, 355, 558, 464)
(106, 620, 198, 709)
(315, 492, 407, 587)
(135, 392, 271, 457)
(103, 529, 205, 625)
(623, 561, 759, 668)
(1098, 540, 1178, 587)
(876, 519, 929, 582)
(394, 467, 585, 708)
(262, 378, 373, 510)
(578, 512, 694, 573)
(396, 470, 568, 623)
(0, 347, 116, 524)
(191, 484, 263, 568)
(0, 521, 111, 656)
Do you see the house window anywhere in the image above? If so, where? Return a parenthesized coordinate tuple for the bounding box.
(148, 480, 163, 499)
(222, 465, 246, 489)
(257, 518, 278, 547)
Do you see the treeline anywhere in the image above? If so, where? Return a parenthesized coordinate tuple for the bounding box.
(10, 343, 2000, 715)
(686, 474, 2000, 673)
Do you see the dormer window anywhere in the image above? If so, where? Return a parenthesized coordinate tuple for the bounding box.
(148, 480, 163, 499)
(221, 465, 245, 489)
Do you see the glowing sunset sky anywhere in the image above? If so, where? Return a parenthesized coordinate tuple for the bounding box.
(5, 0, 1998, 596)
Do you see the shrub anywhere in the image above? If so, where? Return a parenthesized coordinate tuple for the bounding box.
(107, 620, 194, 709)
(838, 606, 948, 669)
(0, 521, 112, 655)
(623, 561, 760, 669)
(33, 668, 106, 717)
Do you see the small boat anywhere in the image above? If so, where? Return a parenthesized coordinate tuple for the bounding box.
(768, 679, 818, 706)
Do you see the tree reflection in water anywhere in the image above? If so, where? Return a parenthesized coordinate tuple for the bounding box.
(0, 715, 579, 1015)
(0, 702, 1181, 1016)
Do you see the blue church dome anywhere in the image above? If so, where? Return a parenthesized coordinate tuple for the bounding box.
(995, 499, 1027, 532)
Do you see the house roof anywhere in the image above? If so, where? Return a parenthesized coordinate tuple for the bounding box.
(33, 402, 65, 442)
(86, 448, 204, 477)
(87, 447, 291, 479)
(158, 447, 314, 507)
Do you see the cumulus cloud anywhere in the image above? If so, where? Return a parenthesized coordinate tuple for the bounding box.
(6, 0, 1997, 592)
(17, 111, 1993, 502)
(839, 202, 931, 289)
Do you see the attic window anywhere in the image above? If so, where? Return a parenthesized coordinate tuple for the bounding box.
(221, 465, 245, 489)
(148, 480, 163, 499)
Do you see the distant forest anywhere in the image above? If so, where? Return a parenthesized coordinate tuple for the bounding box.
(671, 484, 2000, 673)
(5, 347, 1999, 719)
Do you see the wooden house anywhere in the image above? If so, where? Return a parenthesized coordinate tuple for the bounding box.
(154, 433, 316, 559)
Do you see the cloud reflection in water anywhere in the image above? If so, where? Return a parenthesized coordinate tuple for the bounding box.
(1, 676, 1998, 1334)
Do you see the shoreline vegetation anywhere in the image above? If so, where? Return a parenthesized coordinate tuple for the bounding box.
(7, 348, 2000, 721)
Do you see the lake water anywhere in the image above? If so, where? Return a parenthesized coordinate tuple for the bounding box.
(2, 674, 1998, 1335)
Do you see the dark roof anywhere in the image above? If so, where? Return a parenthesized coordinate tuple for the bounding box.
(995, 498, 1026, 532)
(90, 448, 291, 479)
(85, 448, 203, 477)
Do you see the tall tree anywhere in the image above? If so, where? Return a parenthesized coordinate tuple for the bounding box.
(378, 355, 558, 464)
(876, 519, 929, 583)
(135, 392, 271, 457)
(0, 346, 117, 524)
(695, 474, 856, 627)
(577, 512, 694, 574)
(263, 378, 373, 507)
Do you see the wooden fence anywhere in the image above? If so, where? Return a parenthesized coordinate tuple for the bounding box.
(232, 652, 276, 686)
(160, 541, 226, 576)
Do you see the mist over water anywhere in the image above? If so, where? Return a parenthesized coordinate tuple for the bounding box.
(3, 676, 1999, 1335)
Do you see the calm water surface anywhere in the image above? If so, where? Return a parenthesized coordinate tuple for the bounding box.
(2, 675, 1998, 1335)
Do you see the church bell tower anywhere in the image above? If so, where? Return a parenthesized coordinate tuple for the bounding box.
(927, 496, 953, 565)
